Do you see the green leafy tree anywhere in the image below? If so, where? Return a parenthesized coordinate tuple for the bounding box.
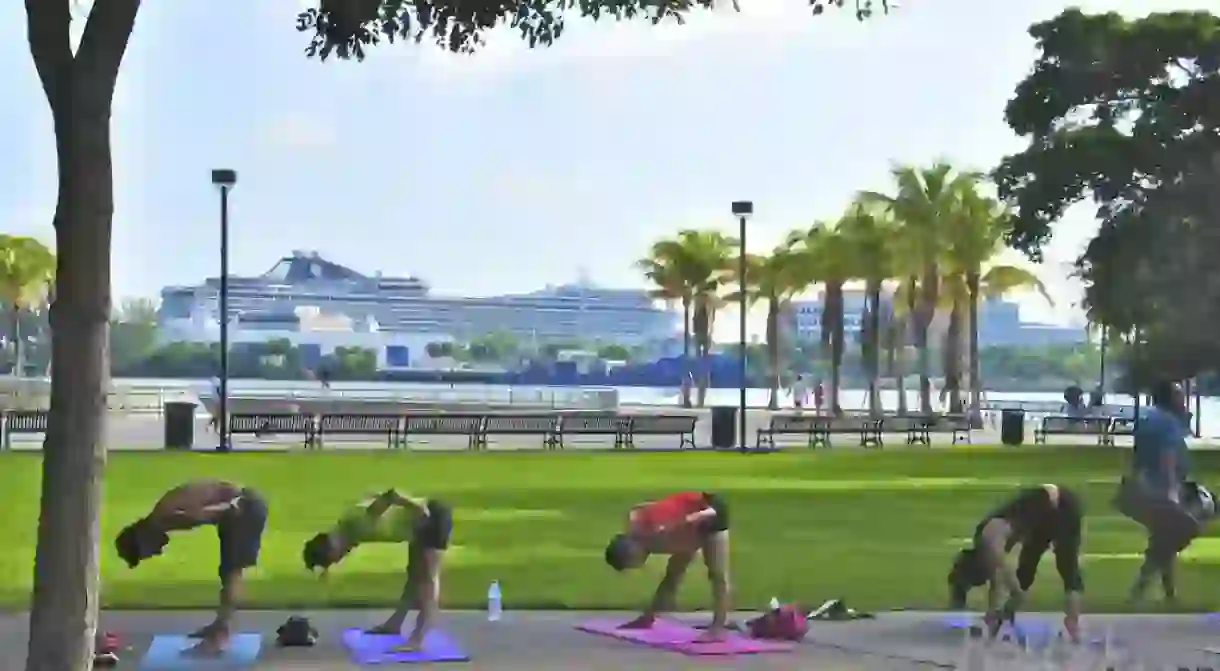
(726, 246, 807, 409)
(596, 344, 631, 361)
(20, 0, 888, 665)
(994, 9, 1220, 381)
(110, 298, 158, 376)
(838, 200, 898, 415)
(0, 236, 55, 377)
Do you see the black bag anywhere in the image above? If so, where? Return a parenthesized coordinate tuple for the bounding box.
(276, 616, 319, 647)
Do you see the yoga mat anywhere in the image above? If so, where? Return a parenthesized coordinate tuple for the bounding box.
(577, 618, 794, 656)
(139, 634, 261, 670)
(341, 627, 470, 664)
(941, 615, 1113, 648)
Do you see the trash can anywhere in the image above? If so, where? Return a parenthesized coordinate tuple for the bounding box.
(1000, 409, 1025, 446)
(164, 401, 196, 450)
(710, 406, 738, 449)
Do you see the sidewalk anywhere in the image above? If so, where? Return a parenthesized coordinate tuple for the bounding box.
(3, 610, 1219, 670)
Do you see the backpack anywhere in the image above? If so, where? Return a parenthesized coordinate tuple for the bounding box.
(276, 616, 319, 647)
(747, 604, 809, 641)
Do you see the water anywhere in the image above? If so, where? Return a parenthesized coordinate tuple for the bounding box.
(487, 581, 502, 622)
(110, 377, 1220, 437)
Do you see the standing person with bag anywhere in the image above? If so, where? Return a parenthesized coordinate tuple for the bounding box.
(1117, 380, 1198, 603)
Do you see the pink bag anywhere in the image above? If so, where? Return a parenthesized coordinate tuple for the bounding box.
(747, 604, 809, 641)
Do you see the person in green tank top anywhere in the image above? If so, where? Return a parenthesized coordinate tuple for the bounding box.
(303, 489, 453, 650)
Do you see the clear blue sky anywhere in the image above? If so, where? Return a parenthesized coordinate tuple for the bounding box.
(1, 0, 1204, 335)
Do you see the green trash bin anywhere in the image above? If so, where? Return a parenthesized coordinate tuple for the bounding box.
(164, 401, 196, 450)
(1000, 409, 1025, 446)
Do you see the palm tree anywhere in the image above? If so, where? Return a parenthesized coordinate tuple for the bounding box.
(838, 200, 898, 416)
(638, 230, 733, 407)
(0, 235, 56, 377)
(862, 163, 980, 414)
(942, 186, 1051, 420)
(789, 223, 856, 414)
(727, 246, 806, 409)
(637, 252, 693, 406)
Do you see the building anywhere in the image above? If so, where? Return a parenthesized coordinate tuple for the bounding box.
(156, 251, 677, 361)
(784, 290, 1084, 347)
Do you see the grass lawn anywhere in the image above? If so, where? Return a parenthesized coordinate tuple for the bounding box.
(3, 447, 1220, 613)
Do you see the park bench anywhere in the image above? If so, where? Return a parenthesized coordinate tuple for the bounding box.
(3, 409, 49, 450)
(813, 415, 882, 448)
(400, 413, 484, 450)
(478, 413, 562, 450)
(1034, 415, 1111, 445)
(1103, 417, 1137, 446)
(315, 413, 402, 449)
(756, 414, 823, 449)
(906, 413, 972, 445)
(229, 412, 317, 448)
(553, 412, 629, 449)
(621, 414, 697, 449)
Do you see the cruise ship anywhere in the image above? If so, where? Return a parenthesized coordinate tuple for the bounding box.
(157, 250, 676, 345)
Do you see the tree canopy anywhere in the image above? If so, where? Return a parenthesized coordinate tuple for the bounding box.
(994, 8, 1220, 379)
(296, 0, 889, 59)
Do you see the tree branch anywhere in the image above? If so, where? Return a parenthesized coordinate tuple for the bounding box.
(75, 0, 142, 103)
(25, 0, 74, 111)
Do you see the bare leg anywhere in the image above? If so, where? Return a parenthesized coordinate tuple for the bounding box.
(701, 532, 731, 633)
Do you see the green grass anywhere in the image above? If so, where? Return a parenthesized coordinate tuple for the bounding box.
(3, 447, 1220, 612)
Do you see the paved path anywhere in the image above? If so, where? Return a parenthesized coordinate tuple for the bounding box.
(3, 610, 1220, 670)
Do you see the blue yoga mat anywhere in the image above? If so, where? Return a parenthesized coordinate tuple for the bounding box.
(342, 627, 470, 664)
(139, 634, 261, 670)
(942, 615, 1052, 642)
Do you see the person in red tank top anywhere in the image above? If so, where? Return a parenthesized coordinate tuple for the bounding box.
(604, 491, 732, 641)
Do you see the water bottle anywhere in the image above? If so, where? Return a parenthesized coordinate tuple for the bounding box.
(768, 597, 780, 611)
(487, 580, 502, 622)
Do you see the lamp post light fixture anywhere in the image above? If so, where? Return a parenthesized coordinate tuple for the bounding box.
(731, 200, 753, 453)
(211, 169, 237, 452)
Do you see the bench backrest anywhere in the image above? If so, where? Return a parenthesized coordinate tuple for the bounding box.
(827, 416, 868, 431)
(231, 413, 314, 433)
(1042, 416, 1109, 433)
(630, 414, 697, 433)
(881, 415, 917, 431)
(559, 413, 625, 432)
(6, 409, 48, 432)
(319, 414, 401, 433)
(769, 414, 821, 432)
(404, 414, 484, 434)
(484, 414, 559, 433)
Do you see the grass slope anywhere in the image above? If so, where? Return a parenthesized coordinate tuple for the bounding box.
(2, 447, 1220, 612)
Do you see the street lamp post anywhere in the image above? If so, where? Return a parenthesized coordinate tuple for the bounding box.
(731, 201, 753, 452)
(211, 169, 237, 452)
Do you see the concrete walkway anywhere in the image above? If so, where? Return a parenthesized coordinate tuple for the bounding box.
(3, 610, 1220, 670)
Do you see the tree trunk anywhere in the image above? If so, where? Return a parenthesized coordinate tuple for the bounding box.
(827, 282, 844, 414)
(943, 301, 963, 414)
(25, 0, 138, 669)
(865, 281, 882, 416)
(916, 266, 938, 415)
(680, 299, 691, 408)
(967, 271, 982, 427)
(892, 317, 908, 415)
(765, 299, 779, 410)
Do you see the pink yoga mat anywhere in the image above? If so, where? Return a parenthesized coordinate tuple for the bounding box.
(576, 618, 794, 656)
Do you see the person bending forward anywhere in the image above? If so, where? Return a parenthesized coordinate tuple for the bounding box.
(948, 484, 1084, 642)
(302, 489, 452, 651)
(115, 480, 269, 654)
(604, 491, 732, 641)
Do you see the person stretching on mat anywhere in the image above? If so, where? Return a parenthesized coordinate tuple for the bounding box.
(302, 489, 452, 652)
(947, 484, 1084, 643)
(603, 491, 731, 642)
(115, 480, 269, 655)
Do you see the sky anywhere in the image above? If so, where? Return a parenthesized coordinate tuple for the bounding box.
(1, 0, 1207, 340)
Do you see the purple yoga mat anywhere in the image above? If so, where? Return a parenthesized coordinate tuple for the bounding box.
(576, 618, 794, 656)
(341, 628, 470, 664)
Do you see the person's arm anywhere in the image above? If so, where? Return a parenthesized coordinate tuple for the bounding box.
(365, 489, 429, 519)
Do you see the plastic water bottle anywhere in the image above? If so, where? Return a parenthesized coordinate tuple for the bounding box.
(768, 597, 780, 611)
(487, 581, 502, 622)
